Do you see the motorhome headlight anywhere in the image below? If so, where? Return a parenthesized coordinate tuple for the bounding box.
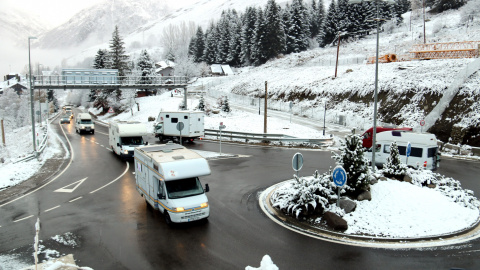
(174, 207, 185, 212)
(123, 149, 129, 154)
(200, 202, 208, 208)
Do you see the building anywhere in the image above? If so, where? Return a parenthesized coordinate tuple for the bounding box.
(210, 64, 234, 76)
(155, 60, 175, 76)
(0, 75, 27, 95)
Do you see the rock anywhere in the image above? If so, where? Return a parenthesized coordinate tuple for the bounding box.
(147, 116, 155, 122)
(339, 198, 357, 214)
(0, 157, 4, 163)
(357, 191, 371, 201)
(379, 176, 388, 181)
(403, 175, 412, 182)
(427, 184, 436, 189)
(324, 211, 348, 231)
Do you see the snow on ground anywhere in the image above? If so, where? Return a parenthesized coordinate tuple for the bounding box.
(343, 179, 479, 238)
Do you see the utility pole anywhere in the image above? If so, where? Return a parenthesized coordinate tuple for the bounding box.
(264, 81, 267, 134)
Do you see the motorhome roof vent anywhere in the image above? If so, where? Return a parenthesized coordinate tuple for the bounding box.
(392, 131, 402, 137)
(172, 155, 184, 160)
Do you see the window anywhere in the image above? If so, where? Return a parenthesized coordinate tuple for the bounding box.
(165, 177, 204, 199)
(171, 117, 178, 123)
(383, 145, 390, 153)
(184, 116, 188, 119)
(398, 146, 406, 155)
(198, 118, 201, 121)
(411, 147, 423, 157)
(165, 114, 170, 118)
(153, 163, 159, 171)
(428, 147, 437, 158)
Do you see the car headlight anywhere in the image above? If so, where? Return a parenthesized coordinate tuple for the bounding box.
(200, 202, 208, 208)
(174, 207, 185, 212)
(123, 149, 129, 154)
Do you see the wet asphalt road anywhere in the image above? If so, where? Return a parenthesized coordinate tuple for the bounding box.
(1, 119, 480, 269)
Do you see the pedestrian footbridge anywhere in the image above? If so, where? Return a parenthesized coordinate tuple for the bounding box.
(31, 75, 188, 90)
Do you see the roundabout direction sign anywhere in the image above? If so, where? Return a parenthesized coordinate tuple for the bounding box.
(332, 165, 347, 207)
(292, 153, 304, 177)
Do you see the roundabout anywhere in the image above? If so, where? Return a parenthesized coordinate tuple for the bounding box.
(260, 180, 480, 249)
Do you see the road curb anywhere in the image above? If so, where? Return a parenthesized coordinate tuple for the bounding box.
(259, 180, 480, 249)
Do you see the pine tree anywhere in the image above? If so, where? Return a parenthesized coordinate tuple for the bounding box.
(251, 7, 268, 66)
(136, 49, 155, 95)
(319, 0, 338, 47)
(383, 141, 408, 178)
(285, 0, 311, 53)
(309, 0, 320, 38)
(227, 19, 242, 66)
(222, 96, 231, 112)
(263, 0, 286, 61)
(203, 22, 218, 65)
(93, 49, 108, 69)
(108, 25, 130, 78)
(191, 26, 205, 62)
(332, 133, 371, 197)
(240, 7, 257, 65)
(197, 95, 206, 111)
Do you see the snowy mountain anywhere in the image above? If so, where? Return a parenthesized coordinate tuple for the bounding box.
(37, 0, 171, 49)
(0, 7, 50, 47)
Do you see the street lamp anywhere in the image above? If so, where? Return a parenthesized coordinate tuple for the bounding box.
(349, 0, 394, 171)
(28, 36, 37, 153)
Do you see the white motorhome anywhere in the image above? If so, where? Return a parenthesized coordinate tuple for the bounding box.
(109, 121, 148, 159)
(365, 131, 440, 170)
(75, 113, 95, 134)
(134, 143, 211, 224)
(154, 111, 204, 143)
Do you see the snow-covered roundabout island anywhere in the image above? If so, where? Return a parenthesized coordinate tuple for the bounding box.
(260, 168, 480, 249)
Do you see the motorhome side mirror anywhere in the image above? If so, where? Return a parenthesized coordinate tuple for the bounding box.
(117, 143, 120, 146)
(204, 184, 210, 192)
(157, 192, 165, 199)
(145, 142, 149, 145)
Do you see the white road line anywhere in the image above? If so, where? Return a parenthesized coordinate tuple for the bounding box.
(69, 196, 83, 202)
(95, 142, 99, 145)
(14, 215, 34, 223)
(100, 145, 104, 147)
(96, 131, 109, 136)
(90, 162, 129, 194)
(0, 121, 75, 208)
(45, 205, 61, 212)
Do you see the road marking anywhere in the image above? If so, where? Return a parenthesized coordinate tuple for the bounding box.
(54, 178, 87, 193)
(90, 162, 129, 194)
(14, 215, 34, 223)
(69, 196, 83, 202)
(96, 131, 108, 136)
(100, 145, 104, 147)
(45, 205, 61, 212)
(95, 142, 99, 145)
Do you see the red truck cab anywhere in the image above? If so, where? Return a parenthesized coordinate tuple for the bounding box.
(362, 126, 413, 148)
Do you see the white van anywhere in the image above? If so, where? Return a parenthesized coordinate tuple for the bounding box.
(365, 131, 440, 170)
(154, 111, 204, 143)
(134, 143, 210, 224)
(109, 121, 148, 159)
(75, 113, 95, 134)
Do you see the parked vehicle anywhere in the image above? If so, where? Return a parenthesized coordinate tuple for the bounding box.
(362, 126, 413, 148)
(75, 113, 95, 134)
(134, 143, 210, 224)
(154, 111, 204, 143)
(109, 120, 148, 159)
(365, 131, 440, 170)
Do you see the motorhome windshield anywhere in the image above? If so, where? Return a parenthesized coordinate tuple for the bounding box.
(120, 136, 143, 145)
(80, 119, 92, 124)
(165, 177, 204, 199)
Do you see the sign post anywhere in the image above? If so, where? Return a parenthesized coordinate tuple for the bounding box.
(332, 165, 347, 207)
(219, 122, 226, 154)
(292, 153, 304, 178)
(406, 141, 411, 165)
(420, 119, 425, 133)
(176, 122, 184, 145)
(289, 102, 293, 123)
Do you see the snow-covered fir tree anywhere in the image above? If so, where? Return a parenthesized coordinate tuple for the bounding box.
(93, 49, 108, 69)
(383, 141, 407, 177)
(251, 7, 268, 66)
(332, 133, 371, 197)
(203, 22, 218, 64)
(197, 95, 206, 111)
(285, 0, 311, 54)
(263, 0, 286, 61)
(319, 0, 338, 47)
(108, 25, 130, 77)
(222, 96, 231, 113)
(192, 26, 206, 62)
(240, 7, 258, 65)
(136, 49, 155, 95)
(227, 12, 243, 66)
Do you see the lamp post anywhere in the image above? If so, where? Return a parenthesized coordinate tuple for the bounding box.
(28, 36, 37, 153)
(349, 0, 393, 171)
(37, 63, 43, 127)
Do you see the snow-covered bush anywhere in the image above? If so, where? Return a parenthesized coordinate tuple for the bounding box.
(222, 96, 231, 113)
(407, 168, 480, 209)
(197, 95, 206, 111)
(270, 171, 337, 219)
(332, 133, 372, 196)
(382, 141, 407, 177)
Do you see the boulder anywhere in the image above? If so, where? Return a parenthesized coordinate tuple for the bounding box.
(324, 211, 348, 231)
(339, 198, 357, 214)
(403, 175, 412, 183)
(427, 184, 436, 189)
(379, 176, 388, 181)
(147, 116, 155, 122)
(357, 191, 371, 201)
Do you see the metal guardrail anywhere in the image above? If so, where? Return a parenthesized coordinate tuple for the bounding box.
(14, 128, 48, 163)
(204, 129, 334, 146)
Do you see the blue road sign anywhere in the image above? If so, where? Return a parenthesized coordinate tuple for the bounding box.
(406, 142, 411, 158)
(332, 166, 347, 187)
(292, 153, 304, 172)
